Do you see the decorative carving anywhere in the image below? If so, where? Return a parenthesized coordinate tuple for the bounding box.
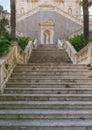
(40, 21, 55, 26)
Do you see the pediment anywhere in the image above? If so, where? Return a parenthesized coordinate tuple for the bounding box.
(39, 3, 55, 10)
(40, 21, 55, 26)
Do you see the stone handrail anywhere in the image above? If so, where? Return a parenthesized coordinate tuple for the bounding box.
(57, 39, 63, 49)
(63, 40, 92, 65)
(17, 5, 82, 26)
(76, 42, 92, 64)
(33, 39, 38, 49)
(17, 7, 39, 22)
(0, 40, 34, 93)
(0, 46, 17, 93)
(63, 40, 77, 64)
(55, 7, 82, 26)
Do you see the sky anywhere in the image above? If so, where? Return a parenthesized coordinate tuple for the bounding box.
(0, 0, 10, 12)
(0, 0, 92, 14)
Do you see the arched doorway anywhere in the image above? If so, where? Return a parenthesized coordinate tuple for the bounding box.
(44, 30, 50, 44)
(40, 21, 55, 44)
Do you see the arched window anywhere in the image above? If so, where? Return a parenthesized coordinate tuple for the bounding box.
(68, 8, 72, 15)
(27, 0, 31, 2)
(20, 7, 25, 14)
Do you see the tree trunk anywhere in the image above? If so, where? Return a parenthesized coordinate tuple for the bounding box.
(83, 0, 89, 44)
(10, 0, 16, 40)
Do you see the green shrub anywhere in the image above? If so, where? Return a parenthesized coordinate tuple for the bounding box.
(89, 31, 92, 42)
(68, 34, 85, 52)
(68, 32, 92, 52)
(17, 36, 34, 50)
(0, 36, 11, 56)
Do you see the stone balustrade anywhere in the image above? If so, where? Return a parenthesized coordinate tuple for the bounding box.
(63, 41, 77, 64)
(63, 40, 92, 65)
(17, 5, 82, 26)
(76, 42, 92, 65)
(57, 39, 63, 49)
(55, 7, 82, 25)
(0, 40, 35, 93)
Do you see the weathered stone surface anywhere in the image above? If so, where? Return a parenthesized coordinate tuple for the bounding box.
(16, 11, 81, 43)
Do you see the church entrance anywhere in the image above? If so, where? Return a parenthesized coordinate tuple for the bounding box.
(40, 21, 54, 44)
(44, 30, 50, 44)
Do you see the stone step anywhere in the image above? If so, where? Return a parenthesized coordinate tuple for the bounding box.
(12, 70, 91, 73)
(11, 71, 92, 76)
(0, 101, 92, 109)
(0, 109, 92, 119)
(32, 49, 66, 51)
(1, 94, 92, 101)
(17, 63, 86, 66)
(14, 68, 89, 72)
(4, 87, 92, 94)
(10, 75, 90, 79)
(17, 63, 86, 67)
(29, 51, 71, 63)
(8, 79, 92, 84)
(0, 118, 92, 129)
(15, 63, 87, 69)
(6, 83, 92, 88)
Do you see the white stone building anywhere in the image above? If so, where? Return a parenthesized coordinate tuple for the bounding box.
(16, 0, 81, 18)
(16, 0, 82, 44)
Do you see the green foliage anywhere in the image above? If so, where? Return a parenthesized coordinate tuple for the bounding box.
(89, 31, 92, 42)
(88, 67, 92, 70)
(57, 91, 61, 94)
(0, 36, 11, 56)
(17, 36, 34, 50)
(32, 66, 36, 71)
(5, 63, 9, 70)
(80, 117, 85, 120)
(65, 84, 71, 88)
(68, 34, 85, 52)
(0, 17, 9, 36)
(68, 32, 92, 52)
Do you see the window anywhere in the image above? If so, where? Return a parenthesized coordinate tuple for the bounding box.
(68, 8, 72, 15)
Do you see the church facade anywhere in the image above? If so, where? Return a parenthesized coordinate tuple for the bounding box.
(16, 0, 82, 44)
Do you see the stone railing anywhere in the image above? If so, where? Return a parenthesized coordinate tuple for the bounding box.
(63, 40, 77, 64)
(57, 39, 64, 49)
(17, 7, 39, 22)
(76, 42, 92, 65)
(0, 46, 17, 93)
(63, 40, 92, 65)
(17, 5, 82, 26)
(55, 7, 82, 26)
(0, 40, 35, 93)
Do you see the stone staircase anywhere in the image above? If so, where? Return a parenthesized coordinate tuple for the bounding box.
(0, 45, 92, 130)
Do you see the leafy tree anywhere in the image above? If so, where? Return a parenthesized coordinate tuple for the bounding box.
(0, 17, 9, 36)
(0, 5, 3, 12)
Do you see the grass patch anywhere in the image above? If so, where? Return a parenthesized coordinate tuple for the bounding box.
(80, 117, 86, 120)
(88, 67, 92, 70)
(57, 91, 61, 94)
(65, 84, 71, 88)
(35, 80, 39, 83)
(89, 75, 92, 78)
(69, 79, 75, 82)
(32, 66, 36, 71)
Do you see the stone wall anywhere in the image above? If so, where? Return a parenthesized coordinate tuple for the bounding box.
(16, 10, 82, 44)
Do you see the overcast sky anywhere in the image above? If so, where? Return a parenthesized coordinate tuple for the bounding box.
(0, 0, 10, 11)
(0, 0, 92, 14)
